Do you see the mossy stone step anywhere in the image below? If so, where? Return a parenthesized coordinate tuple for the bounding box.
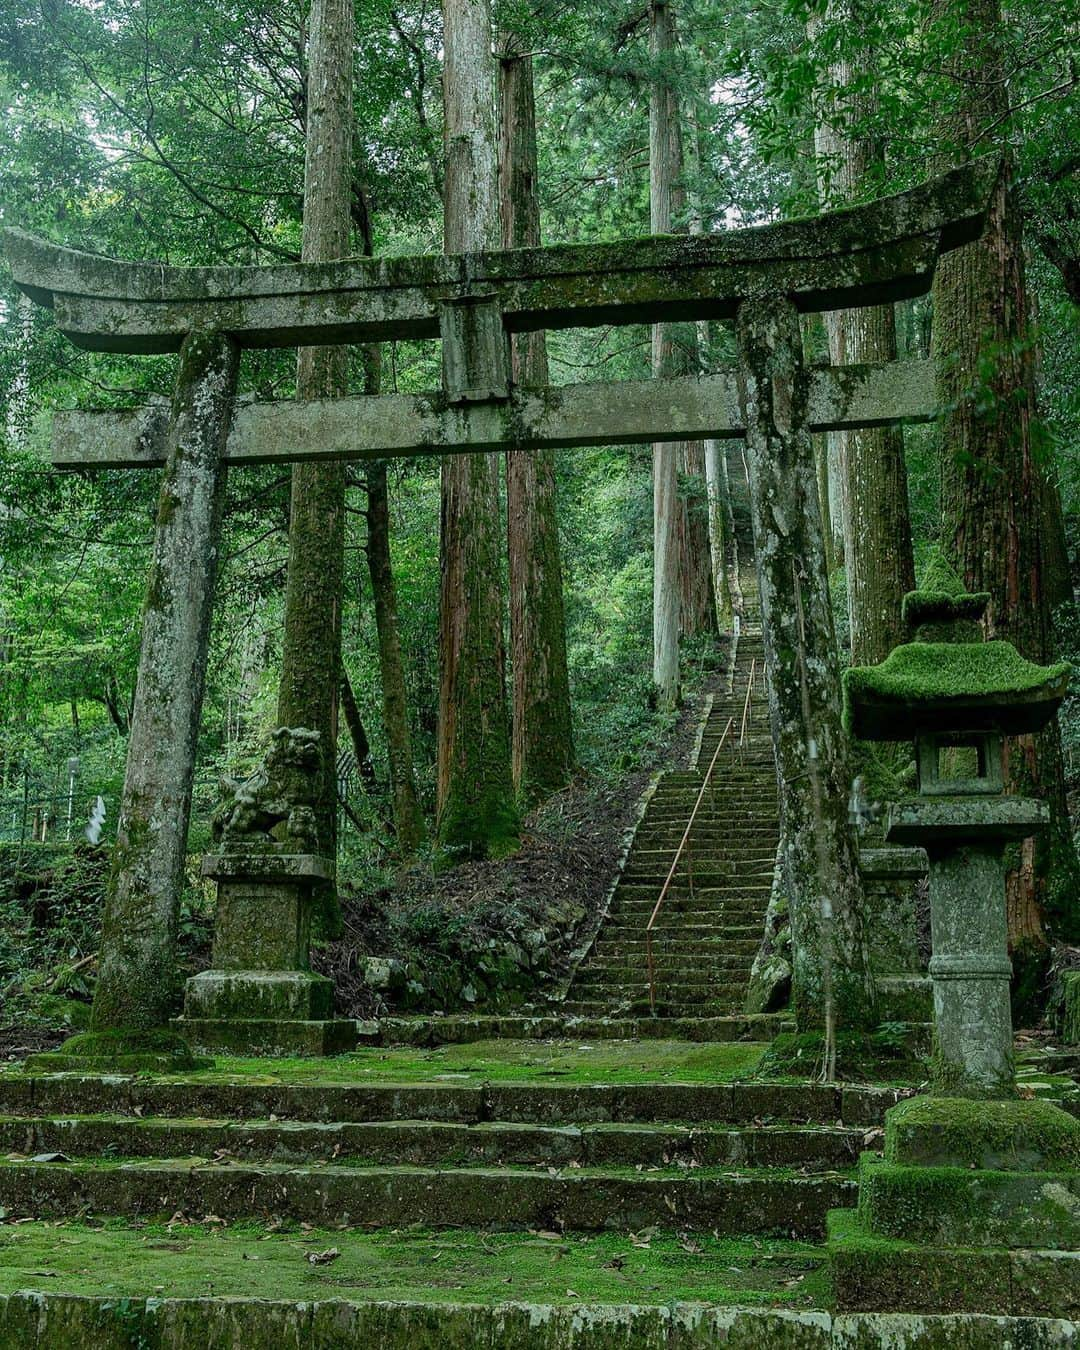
(614, 884, 773, 899)
(856, 1152, 1080, 1249)
(828, 1209, 1080, 1318)
(621, 870, 775, 886)
(594, 943, 759, 960)
(0, 1157, 853, 1235)
(0, 1114, 865, 1171)
(580, 956, 752, 974)
(0, 1074, 894, 1126)
(383, 1014, 789, 1044)
(569, 976, 749, 996)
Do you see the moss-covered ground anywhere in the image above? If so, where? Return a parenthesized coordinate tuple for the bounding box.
(0, 1220, 829, 1309)
(1, 1038, 766, 1086)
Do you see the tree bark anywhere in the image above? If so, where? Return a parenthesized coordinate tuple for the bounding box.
(931, 0, 1080, 948)
(737, 295, 876, 1031)
(809, 0, 915, 664)
(498, 33, 575, 805)
(339, 664, 381, 801)
(436, 0, 519, 858)
(366, 456, 427, 854)
(276, 0, 353, 927)
(704, 437, 733, 630)
(650, 0, 682, 708)
(91, 331, 238, 1034)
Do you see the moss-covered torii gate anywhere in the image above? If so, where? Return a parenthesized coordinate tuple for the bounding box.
(5, 158, 998, 1052)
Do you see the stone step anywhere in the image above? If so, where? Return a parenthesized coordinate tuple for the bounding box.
(610, 895, 769, 913)
(642, 811, 779, 823)
(594, 939, 760, 957)
(570, 986, 753, 1004)
(568, 988, 752, 1009)
(629, 834, 778, 845)
(559, 1002, 746, 1019)
(615, 884, 773, 899)
(597, 929, 761, 944)
(0, 1114, 866, 1171)
(0, 1156, 854, 1236)
(0, 1075, 899, 1126)
(581, 954, 752, 973)
(382, 1013, 790, 1044)
(621, 871, 775, 886)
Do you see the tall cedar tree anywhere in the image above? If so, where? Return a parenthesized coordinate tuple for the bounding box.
(498, 32, 575, 805)
(276, 0, 354, 928)
(436, 0, 519, 857)
(931, 0, 1080, 959)
(650, 0, 683, 709)
(809, 1, 915, 664)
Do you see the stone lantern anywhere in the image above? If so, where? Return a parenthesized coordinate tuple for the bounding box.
(844, 581, 1070, 1096)
(827, 574, 1080, 1315)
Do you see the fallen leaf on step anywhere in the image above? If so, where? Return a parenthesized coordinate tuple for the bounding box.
(30, 1153, 70, 1164)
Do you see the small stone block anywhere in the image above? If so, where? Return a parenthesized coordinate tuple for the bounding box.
(1010, 1248, 1080, 1318)
(857, 1152, 1080, 1248)
(827, 1209, 1012, 1314)
(884, 1096, 1080, 1172)
(173, 1017, 358, 1058)
(184, 969, 334, 1021)
(858, 847, 928, 881)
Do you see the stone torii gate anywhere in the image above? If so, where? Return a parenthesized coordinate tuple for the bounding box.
(4, 157, 998, 1056)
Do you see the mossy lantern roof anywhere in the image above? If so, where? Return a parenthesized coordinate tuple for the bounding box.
(843, 589, 1071, 742)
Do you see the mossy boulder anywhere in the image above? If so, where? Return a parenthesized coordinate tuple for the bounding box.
(884, 1095, 1080, 1171)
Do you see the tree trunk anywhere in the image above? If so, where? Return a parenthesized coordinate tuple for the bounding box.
(339, 664, 381, 801)
(809, 0, 915, 665)
(91, 331, 238, 1034)
(366, 456, 428, 854)
(931, 0, 1080, 950)
(498, 34, 575, 805)
(650, 0, 682, 708)
(436, 0, 519, 858)
(678, 439, 717, 637)
(704, 437, 733, 630)
(276, 0, 354, 929)
(737, 295, 876, 1031)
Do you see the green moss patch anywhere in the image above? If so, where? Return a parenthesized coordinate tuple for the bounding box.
(757, 1027, 928, 1086)
(9, 1038, 765, 1087)
(884, 1095, 1080, 1171)
(844, 642, 1071, 738)
(26, 1028, 211, 1074)
(0, 1219, 829, 1309)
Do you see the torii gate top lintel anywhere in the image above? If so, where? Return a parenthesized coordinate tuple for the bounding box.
(4, 157, 999, 357)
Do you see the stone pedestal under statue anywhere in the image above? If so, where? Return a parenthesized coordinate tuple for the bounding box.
(175, 853, 357, 1057)
(829, 569, 1080, 1315)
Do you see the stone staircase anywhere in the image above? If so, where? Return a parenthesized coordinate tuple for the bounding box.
(563, 626, 779, 1025)
(0, 1072, 901, 1236)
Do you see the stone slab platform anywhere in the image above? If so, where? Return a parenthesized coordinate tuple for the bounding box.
(0, 1292, 1075, 1349)
(171, 1016, 359, 1057)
